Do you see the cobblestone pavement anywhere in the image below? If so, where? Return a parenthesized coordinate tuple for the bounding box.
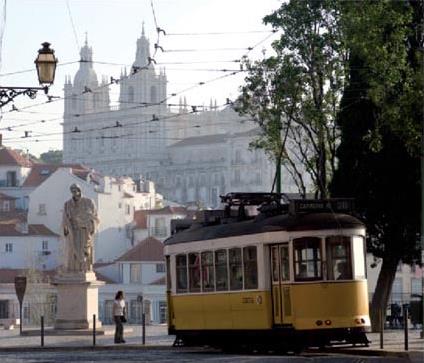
(0, 324, 174, 348)
(0, 325, 422, 362)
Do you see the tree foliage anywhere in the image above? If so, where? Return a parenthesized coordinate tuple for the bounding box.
(342, 0, 423, 155)
(237, 0, 346, 197)
(332, 0, 422, 330)
(39, 150, 63, 165)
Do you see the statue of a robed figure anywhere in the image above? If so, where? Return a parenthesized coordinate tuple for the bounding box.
(63, 183, 99, 272)
(54, 183, 104, 331)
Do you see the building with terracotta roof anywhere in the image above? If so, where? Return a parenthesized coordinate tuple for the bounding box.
(95, 236, 167, 324)
(0, 221, 60, 270)
(132, 206, 187, 243)
(28, 167, 163, 262)
(0, 144, 97, 211)
(0, 189, 60, 271)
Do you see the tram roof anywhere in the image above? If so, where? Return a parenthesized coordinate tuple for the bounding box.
(164, 212, 364, 245)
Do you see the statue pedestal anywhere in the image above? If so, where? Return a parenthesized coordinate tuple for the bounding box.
(53, 271, 105, 330)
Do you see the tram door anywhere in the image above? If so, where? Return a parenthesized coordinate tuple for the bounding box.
(271, 244, 292, 325)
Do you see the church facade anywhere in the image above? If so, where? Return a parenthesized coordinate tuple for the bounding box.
(63, 29, 295, 207)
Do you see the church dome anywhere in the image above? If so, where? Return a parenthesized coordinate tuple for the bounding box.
(73, 41, 98, 89)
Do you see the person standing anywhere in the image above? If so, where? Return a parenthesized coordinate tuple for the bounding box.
(113, 290, 126, 343)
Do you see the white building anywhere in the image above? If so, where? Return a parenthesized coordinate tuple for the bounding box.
(0, 224, 59, 270)
(133, 206, 188, 243)
(96, 236, 166, 324)
(62, 28, 299, 207)
(28, 167, 162, 263)
(0, 189, 60, 271)
(0, 147, 34, 210)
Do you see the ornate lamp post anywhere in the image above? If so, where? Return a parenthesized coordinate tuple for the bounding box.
(0, 42, 58, 108)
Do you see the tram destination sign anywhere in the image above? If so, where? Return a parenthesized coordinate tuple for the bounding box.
(14, 276, 27, 305)
(289, 199, 354, 215)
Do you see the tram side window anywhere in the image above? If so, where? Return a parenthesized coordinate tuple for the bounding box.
(176, 254, 188, 293)
(326, 236, 352, 280)
(215, 249, 228, 291)
(229, 248, 243, 290)
(294, 237, 322, 281)
(188, 253, 201, 292)
(201, 251, 215, 292)
(243, 246, 258, 289)
(352, 236, 366, 279)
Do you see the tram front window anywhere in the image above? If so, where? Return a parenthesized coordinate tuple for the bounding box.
(293, 237, 322, 281)
(326, 236, 352, 280)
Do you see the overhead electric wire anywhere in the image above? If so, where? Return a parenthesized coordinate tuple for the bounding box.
(161, 47, 251, 53)
(166, 30, 276, 36)
(3, 101, 237, 142)
(66, 0, 80, 54)
(0, 60, 80, 78)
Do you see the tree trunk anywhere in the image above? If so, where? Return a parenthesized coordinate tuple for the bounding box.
(370, 255, 400, 331)
(318, 139, 327, 198)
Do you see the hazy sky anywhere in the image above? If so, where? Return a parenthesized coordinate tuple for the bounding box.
(0, 0, 281, 156)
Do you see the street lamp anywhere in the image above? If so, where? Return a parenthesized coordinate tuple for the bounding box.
(0, 42, 58, 108)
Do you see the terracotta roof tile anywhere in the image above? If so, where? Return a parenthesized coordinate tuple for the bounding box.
(0, 148, 33, 167)
(22, 163, 91, 187)
(0, 268, 57, 283)
(0, 193, 17, 200)
(116, 237, 164, 262)
(0, 223, 58, 236)
(0, 211, 27, 225)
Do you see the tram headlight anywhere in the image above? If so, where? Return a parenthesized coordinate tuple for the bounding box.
(324, 320, 332, 326)
(316, 320, 323, 326)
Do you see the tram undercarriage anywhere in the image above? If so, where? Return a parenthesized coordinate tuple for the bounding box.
(172, 327, 370, 351)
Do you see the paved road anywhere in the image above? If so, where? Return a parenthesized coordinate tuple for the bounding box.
(0, 325, 422, 362)
(0, 349, 411, 363)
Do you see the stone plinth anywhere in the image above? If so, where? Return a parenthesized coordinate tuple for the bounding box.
(53, 271, 105, 330)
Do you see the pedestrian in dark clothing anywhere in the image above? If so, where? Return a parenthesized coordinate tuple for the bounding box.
(113, 290, 126, 343)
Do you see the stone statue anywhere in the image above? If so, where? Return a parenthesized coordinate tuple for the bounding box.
(63, 184, 99, 272)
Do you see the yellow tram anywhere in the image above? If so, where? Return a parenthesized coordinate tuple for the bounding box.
(164, 193, 370, 350)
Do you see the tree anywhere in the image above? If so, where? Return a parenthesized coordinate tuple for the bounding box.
(342, 0, 423, 155)
(332, 0, 422, 330)
(39, 150, 63, 165)
(331, 56, 420, 331)
(237, 0, 347, 197)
